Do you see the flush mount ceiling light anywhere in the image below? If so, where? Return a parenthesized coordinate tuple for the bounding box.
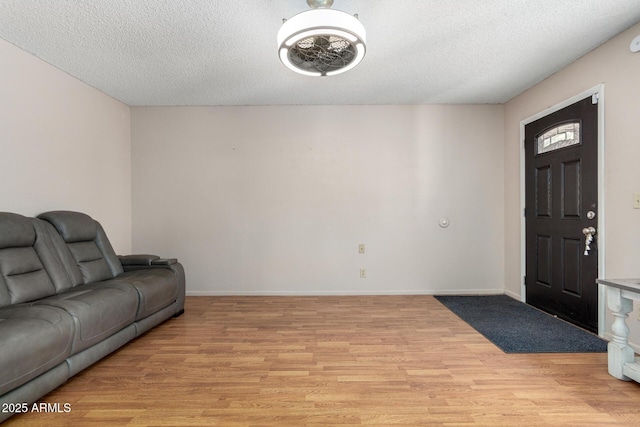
(277, 0, 366, 77)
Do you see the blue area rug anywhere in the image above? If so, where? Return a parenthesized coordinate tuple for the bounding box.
(435, 295, 608, 353)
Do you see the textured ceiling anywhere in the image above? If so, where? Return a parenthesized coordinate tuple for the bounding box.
(1, 0, 640, 106)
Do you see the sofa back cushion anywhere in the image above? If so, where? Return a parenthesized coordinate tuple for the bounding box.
(38, 211, 124, 285)
(0, 213, 64, 306)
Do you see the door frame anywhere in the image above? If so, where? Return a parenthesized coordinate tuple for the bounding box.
(519, 83, 606, 337)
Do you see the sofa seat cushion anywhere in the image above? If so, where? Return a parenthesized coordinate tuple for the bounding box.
(0, 305, 74, 396)
(118, 269, 178, 321)
(34, 281, 138, 354)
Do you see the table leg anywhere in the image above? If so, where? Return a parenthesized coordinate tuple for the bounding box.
(607, 286, 634, 380)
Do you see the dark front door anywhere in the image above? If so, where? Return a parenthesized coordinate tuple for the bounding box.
(525, 95, 599, 332)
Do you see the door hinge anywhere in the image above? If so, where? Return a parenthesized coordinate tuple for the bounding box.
(592, 93, 599, 104)
(524, 276, 527, 285)
(523, 207, 527, 218)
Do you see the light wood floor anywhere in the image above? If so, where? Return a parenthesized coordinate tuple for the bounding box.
(6, 295, 640, 426)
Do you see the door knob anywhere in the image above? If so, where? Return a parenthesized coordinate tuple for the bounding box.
(582, 227, 596, 255)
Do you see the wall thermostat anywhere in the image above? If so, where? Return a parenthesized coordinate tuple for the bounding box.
(631, 35, 640, 53)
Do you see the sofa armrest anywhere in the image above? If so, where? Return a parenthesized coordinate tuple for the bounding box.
(118, 257, 186, 316)
(151, 258, 177, 266)
(118, 254, 160, 266)
(117, 257, 186, 315)
(118, 255, 179, 271)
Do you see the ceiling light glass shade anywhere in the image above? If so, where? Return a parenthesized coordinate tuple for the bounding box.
(277, 9, 366, 77)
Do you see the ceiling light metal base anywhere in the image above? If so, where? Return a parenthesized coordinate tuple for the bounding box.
(277, 7, 366, 77)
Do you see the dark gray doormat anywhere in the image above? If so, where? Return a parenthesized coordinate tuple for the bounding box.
(435, 295, 608, 353)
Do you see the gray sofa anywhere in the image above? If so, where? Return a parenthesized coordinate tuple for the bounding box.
(0, 211, 185, 422)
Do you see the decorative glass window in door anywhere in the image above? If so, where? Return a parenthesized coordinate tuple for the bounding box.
(536, 122, 581, 155)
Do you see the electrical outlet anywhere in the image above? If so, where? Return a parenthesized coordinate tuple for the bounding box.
(634, 193, 640, 209)
(360, 268, 366, 278)
(358, 244, 365, 254)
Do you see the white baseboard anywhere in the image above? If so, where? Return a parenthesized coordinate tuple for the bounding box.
(186, 288, 506, 297)
(503, 289, 522, 301)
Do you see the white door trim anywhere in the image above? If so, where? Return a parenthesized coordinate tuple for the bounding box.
(519, 83, 606, 337)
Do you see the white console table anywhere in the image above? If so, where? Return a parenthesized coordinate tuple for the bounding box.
(597, 278, 640, 381)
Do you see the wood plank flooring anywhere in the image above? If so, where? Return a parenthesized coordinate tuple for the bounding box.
(5, 295, 640, 426)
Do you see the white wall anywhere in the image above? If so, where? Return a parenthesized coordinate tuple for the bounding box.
(0, 39, 132, 253)
(504, 23, 640, 342)
(132, 105, 505, 295)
